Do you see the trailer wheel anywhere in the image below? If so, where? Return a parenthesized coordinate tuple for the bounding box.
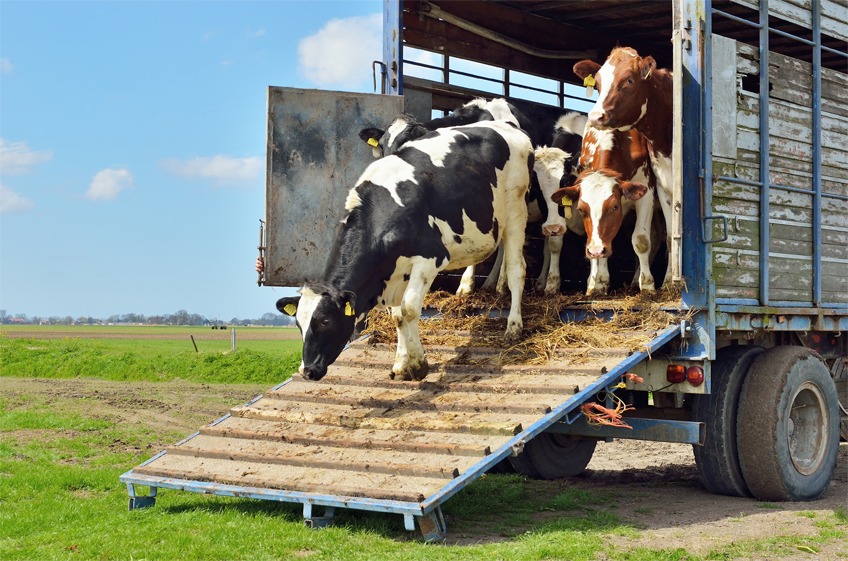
(737, 346, 840, 501)
(831, 358, 847, 441)
(691, 344, 763, 497)
(508, 433, 596, 480)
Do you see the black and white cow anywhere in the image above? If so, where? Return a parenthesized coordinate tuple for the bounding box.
(359, 98, 538, 159)
(278, 120, 533, 382)
(359, 98, 536, 295)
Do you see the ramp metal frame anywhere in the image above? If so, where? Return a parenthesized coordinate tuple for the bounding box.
(120, 324, 682, 541)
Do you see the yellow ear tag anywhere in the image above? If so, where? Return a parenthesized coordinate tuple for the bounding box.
(561, 197, 573, 207)
(564, 207, 573, 219)
(583, 75, 596, 98)
(367, 138, 379, 147)
(344, 302, 355, 316)
(284, 304, 297, 316)
(644, 67, 652, 80)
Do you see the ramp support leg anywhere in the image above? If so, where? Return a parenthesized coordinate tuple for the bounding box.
(127, 483, 157, 511)
(303, 503, 335, 529)
(416, 507, 446, 542)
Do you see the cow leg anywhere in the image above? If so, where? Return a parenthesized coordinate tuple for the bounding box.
(587, 258, 610, 296)
(481, 243, 504, 291)
(655, 181, 675, 290)
(632, 199, 656, 294)
(391, 260, 438, 381)
(456, 265, 475, 295)
(502, 220, 526, 344)
(543, 235, 563, 295)
(535, 239, 552, 293)
(390, 306, 410, 381)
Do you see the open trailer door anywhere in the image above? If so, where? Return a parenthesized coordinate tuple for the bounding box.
(262, 87, 405, 287)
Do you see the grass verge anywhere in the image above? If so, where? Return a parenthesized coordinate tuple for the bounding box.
(0, 336, 301, 385)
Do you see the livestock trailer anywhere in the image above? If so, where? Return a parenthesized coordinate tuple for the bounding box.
(122, 0, 847, 541)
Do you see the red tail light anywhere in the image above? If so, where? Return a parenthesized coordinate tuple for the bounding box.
(666, 365, 685, 384)
(686, 365, 705, 386)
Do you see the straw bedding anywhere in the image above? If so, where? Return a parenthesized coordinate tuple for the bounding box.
(362, 285, 694, 366)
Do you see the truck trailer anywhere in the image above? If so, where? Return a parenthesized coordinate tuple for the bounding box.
(122, 0, 847, 541)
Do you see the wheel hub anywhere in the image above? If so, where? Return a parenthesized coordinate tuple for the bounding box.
(788, 381, 829, 476)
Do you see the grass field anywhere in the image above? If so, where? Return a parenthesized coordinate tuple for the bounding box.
(1, 326, 845, 560)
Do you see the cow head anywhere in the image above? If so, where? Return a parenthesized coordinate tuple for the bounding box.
(551, 169, 648, 259)
(574, 47, 656, 132)
(277, 284, 357, 381)
(533, 146, 578, 237)
(359, 115, 429, 159)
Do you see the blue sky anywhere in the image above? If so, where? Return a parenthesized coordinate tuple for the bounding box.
(1, 0, 385, 320)
(1, 1, 594, 322)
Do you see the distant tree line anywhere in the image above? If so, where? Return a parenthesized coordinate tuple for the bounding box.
(0, 309, 294, 327)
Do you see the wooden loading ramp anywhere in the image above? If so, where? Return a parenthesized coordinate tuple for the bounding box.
(121, 322, 682, 540)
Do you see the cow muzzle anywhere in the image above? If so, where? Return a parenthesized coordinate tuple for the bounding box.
(587, 246, 608, 259)
(587, 111, 608, 129)
(300, 364, 327, 381)
(542, 224, 565, 237)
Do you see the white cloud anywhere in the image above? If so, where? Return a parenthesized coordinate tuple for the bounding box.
(251, 28, 266, 37)
(85, 168, 134, 201)
(298, 14, 381, 88)
(0, 58, 12, 74)
(0, 182, 34, 214)
(158, 155, 262, 187)
(0, 139, 53, 175)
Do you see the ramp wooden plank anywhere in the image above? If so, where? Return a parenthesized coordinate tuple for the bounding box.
(183, 434, 481, 473)
(165, 444, 461, 480)
(204, 418, 508, 456)
(231, 403, 527, 436)
(134, 453, 452, 502)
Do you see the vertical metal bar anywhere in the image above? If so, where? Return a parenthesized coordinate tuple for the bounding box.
(812, 0, 822, 306)
(679, 0, 707, 311)
(443, 54, 450, 85)
(383, 0, 403, 95)
(759, 0, 770, 305)
(703, 0, 716, 360)
(503, 68, 510, 98)
(232, 328, 236, 351)
(558, 80, 565, 108)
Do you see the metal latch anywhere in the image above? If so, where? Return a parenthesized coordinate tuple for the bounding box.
(257, 219, 266, 286)
(702, 215, 728, 244)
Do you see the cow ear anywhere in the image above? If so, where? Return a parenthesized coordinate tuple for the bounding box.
(640, 56, 657, 80)
(407, 123, 430, 142)
(621, 181, 649, 201)
(336, 290, 357, 317)
(276, 296, 301, 317)
(573, 60, 601, 80)
(359, 127, 384, 145)
(551, 185, 580, 205)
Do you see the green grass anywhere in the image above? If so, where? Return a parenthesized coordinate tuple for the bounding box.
(0, 336, 301, 385)
(1, 325, 299, 336)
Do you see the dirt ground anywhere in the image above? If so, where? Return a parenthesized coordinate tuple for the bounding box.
(4, 378, 846, 558)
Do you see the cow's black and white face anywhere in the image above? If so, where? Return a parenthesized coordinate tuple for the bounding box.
(359, 116, 429, 159)
(277, 286, 357, 381)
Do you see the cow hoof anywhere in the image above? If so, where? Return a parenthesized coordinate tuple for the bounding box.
(410, 360, 429, 381)
(586, 287, 608, 297)
(456, 284, 474, 296)
(504, 325, 523, 345)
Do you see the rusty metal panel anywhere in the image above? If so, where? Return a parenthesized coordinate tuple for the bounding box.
(264, 87, 404, 286)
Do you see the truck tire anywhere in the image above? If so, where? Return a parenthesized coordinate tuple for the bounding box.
(831, 358, 848, 441)
(692, 344, 763, 497)
(737, 346, 840, 501)
(508, 433, 596, 480)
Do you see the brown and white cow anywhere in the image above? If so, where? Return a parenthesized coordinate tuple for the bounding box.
(550, 127, 657, 295)
(574, 47, 673, 288)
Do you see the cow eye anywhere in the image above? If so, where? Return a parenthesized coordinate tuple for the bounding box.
(612, 204, 619, 212)
(320, 318, 330, 328)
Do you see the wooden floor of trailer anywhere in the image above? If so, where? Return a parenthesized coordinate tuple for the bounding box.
(127, 322, 653, 504)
